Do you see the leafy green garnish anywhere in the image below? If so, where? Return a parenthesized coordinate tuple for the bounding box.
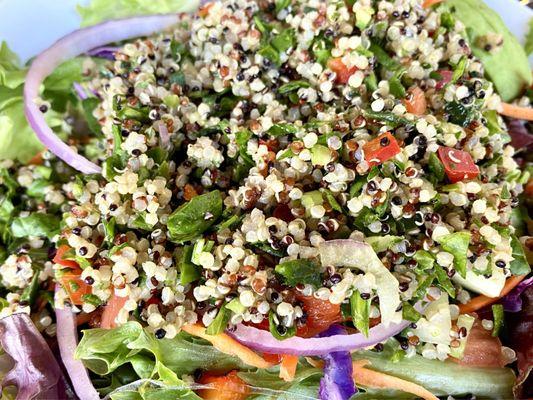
(509, 234, 530, 275)
(444, 101, 473, 127)
(402, 303, 421, 322)
(11, 213, 60, 239)
(278, 80, 310, 94)
(438, 232, 471, 278)
(350, 290, 370, 337)
(167, 191, 222, 243)
(491, 304, 504, 337)
(176, 245, 200, 285)
(434, 265, 456, 298)
(269, 311, 296, 340)
(275, 259, 322, 287)
(205, 306, 231, 335)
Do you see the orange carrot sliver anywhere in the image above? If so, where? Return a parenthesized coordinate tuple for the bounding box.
(352, 363, 438, 400)
(279, 355, 299, 382)
(422, 0, 445, 8)
(499, 103, 533, 121)
(182, 324, 273, 369)
(459, 275, 527, 314)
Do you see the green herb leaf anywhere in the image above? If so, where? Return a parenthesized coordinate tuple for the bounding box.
(268, 123, 298, 137)
(176, 245, 201, 285)
(413, 250, 435, 270)
(278, 80, 310, 94)
(206, 306, 231, 335)
(435, 266, 456, 298)
(509, 234, 530, 275)
(491, 304, 504, 337)
(11, 213, 60, 239)
(268, 311, 296, 340)
(439, 232, 471, 278)
(444, 101, 473, 127)
(275, 259, 322, 287)
(167, 191, 223, 243)
(322, 189, 342, 213)
(350, 290, 370, 337)
(428, 152, 445, 182)
(402, 303, 421, 322)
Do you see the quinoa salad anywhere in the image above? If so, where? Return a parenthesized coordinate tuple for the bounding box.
(0, 0, 532, 399)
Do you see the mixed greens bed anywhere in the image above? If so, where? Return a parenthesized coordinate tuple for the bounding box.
(1, 0, 533, 399)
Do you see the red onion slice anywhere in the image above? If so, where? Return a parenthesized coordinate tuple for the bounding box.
(228, 319, 410, 356)
(24, 14, 181, 174)
(55, 302, 99, 400)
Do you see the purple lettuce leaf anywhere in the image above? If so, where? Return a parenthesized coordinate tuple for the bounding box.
(507, 119, 533, 152)
(0, 313, 68, 400)
(318, 325, 357, 400)
(502, 276, 533, 312)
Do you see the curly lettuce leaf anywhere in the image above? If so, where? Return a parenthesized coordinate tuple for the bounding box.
(77, 0, 200, 27)
(0, 313, 67, 400)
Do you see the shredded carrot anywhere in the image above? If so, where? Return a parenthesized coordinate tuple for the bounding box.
(182, 324, 274, 369)
(499, 102, 533, 121)
(422, 0, 445, 8)
(279, 355, 299, 382)
(352, 361, 439, 400)
(459, 274, 527, 314)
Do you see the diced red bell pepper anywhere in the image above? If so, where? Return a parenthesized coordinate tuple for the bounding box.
(363, 132, 402, 168)
(59, 268, 92, 306)
(327, 58, 357, 84)
(437, 146, 480, 183)
(53, 245, 79, 268)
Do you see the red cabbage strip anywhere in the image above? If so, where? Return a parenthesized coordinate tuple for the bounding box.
(0, 313, 64, 400)
(318, 325, 356, 400)
(23, 14, 181, 174)
(502, 276, 533, 312)
(55, 304, 100, 400)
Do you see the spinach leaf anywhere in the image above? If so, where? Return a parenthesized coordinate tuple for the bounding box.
(176, 245, 201, 285)
(11, 213, 60, 239)
(438, 232, 471, 278)
(446, 0, 531, 101)
(509, 234, 530, 275)
(275, 259, 322, 287)
(444, 101, 473, 127)
(350, 290, 370, 337)
(167, 191, 223, 243)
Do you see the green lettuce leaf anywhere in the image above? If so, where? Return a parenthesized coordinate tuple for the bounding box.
(77, 0, 200, 27)
(445, 0, 531, 101)
(525, 18, 533, 56)
(75, 322, 247, 378)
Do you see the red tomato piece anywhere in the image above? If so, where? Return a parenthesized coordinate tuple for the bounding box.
(328, 58, 357, 84)
(363, 132, 402, 168)
(59, 268, 92, 306)
(198, 371, 250, 400)
(435, 70, 453, 90)
(101, 292, 128, 329)
(437, 146, 479, 183)
(262, 353, 282, 364)
(53, 245, 79, 268)
(295, 294, 342, 338)
(404, 87, 427, 115)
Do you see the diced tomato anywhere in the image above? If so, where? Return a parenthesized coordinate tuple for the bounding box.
(363, 132, 402, 168)
(53, 245, 79, 268)
(262, 353, 282, 364)
(403, 87, 427, 115)
(435, 70, 453, 90)
(198, 371, 250, 400)
(101, 291, 128, 329)
(328, 58, 357, 84)
(437, 146, 480, 183)
(295, 294, 342, 337)
(59, 268, 92, 306)
(454, 318, 506, 368)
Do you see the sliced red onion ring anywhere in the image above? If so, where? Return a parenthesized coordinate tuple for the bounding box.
(24, 14, 182, 174)
(86, 46, 120, 60)
(228, 318, 410, 356)
(55, 295, 100, 400)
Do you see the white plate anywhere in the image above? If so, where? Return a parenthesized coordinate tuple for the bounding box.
(0, 0, 531, 63)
